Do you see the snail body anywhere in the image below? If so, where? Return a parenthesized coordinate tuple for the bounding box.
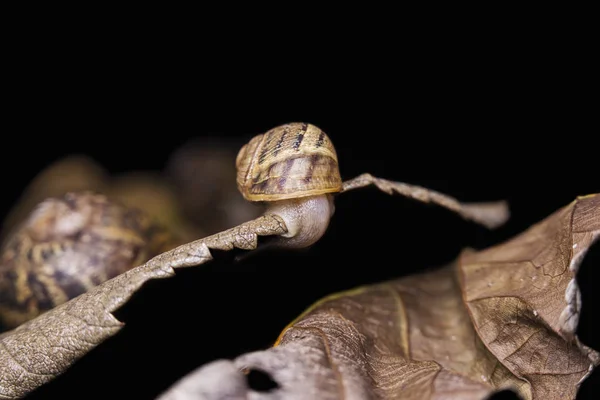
(236, 122, 341, 249)
(265, 194, 335, 249)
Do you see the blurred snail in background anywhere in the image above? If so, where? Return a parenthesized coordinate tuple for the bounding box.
(0, 155, 108, 243)
(0, 192, 173, 328)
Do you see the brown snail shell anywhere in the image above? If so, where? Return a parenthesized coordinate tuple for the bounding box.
(236, 122, 343, 202)
(0, 192, 173, 329)
(0, 155, 108, 243)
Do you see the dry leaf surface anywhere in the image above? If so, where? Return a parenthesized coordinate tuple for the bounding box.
(0, 165, 510, 398)
(0, 215, 287, 399)
(158, 195, 599, 400)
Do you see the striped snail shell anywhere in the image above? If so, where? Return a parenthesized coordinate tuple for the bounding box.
(235, 123, 341, 249)
(0, 192, 172, 329)
(236, 122, 343, 202)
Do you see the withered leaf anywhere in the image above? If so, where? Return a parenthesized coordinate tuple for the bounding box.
(0, 167, 508, 398)
(0, 215, 287, 399)
(459, 194, 600, 398)
(342, 173, 509, 229)
(158, 195, 599, 400)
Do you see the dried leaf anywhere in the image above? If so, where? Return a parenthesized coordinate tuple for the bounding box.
(158, 195, 599, 400)
(342, 173, 509, 229)
(459, 194, 600, 398)
(0, 160, 508, 398)
(0, 215, 287, 399)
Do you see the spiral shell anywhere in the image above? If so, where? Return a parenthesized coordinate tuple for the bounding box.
(0, 192, 172, 329)
(236, 123, 343, 201)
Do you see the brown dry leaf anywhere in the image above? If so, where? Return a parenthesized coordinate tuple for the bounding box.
(158, 194, 599, 400)
(459, 194, 600, 398)
(0, 214, 287, 399)
(341, 173, 510, 229)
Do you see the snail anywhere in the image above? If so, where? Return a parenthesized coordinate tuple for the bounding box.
(0, 192, 175, 329)
(235, 123, 341, 249)
(234, 122, 509, 250)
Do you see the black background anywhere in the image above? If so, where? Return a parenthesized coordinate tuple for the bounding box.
(3, 35, 598, 399)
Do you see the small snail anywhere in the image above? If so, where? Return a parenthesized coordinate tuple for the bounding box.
(235, 122, 509, 250)
(236, 122, 341, 249)
(0, 192, 174, 329)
